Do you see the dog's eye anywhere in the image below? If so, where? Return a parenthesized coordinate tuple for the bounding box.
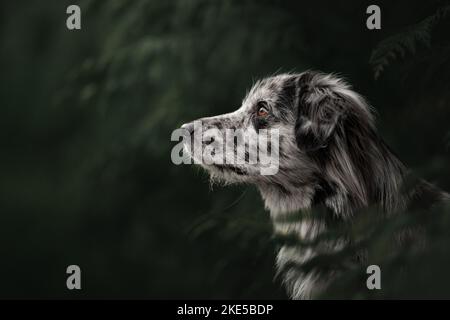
(257, 102, 269, 117)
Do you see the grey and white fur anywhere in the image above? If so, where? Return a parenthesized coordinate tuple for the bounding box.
(180, 71, 449, 299)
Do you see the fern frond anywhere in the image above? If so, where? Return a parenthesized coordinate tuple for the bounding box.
(370, 5, 450, 79)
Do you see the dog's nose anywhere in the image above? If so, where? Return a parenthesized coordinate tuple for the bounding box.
(181, 122, 195, 134)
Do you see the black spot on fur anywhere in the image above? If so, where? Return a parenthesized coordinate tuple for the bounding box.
(312, 177, 336, 206)
(254, 117, 269, 130)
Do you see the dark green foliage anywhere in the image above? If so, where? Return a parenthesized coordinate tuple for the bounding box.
(0, 0, 449, 299)
(370, 4, 450, 79)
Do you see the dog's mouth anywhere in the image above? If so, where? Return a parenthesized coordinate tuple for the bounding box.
(212, 164, 248, 176)
(184, 146, 248, 176)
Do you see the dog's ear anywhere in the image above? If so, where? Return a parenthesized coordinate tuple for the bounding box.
(294, 72, 343, 152)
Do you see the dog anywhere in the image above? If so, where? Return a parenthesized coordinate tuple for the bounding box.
(180, 71, 449, 299)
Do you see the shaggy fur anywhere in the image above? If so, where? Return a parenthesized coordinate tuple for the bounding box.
(181, 71, 449, 299)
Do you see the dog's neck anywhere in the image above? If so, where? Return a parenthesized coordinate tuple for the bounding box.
(259, 138, 408, 219)
(258, 181, 349, 219)
(258, 184, 316, 217)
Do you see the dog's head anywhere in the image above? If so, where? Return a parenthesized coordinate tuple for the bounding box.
(181, 71, 377, 198)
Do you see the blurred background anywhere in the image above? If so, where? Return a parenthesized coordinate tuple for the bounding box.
(0, 0, 449, 299)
